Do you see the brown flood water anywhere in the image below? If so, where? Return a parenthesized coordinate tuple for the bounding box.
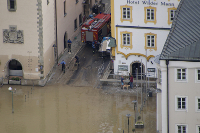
(0, 85, 156, 133)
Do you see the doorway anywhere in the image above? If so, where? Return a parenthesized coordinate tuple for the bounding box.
(8, 59, 23, 77)
(131, 62, 145, 79)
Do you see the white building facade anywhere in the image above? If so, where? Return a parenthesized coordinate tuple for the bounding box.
(157, 60, 200, 133)
(156, 0, 200, 132)
(110, 0, 180, 77)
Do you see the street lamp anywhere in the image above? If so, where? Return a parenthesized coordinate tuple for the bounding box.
(126, 114, 131, 133)
(8, 87, 14, 113)
(132, 100, 137, 123)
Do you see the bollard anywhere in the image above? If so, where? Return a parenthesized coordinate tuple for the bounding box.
(28, 91, 29, 98)
(25, 95, 26, 102)
(31, 88, 32, 94)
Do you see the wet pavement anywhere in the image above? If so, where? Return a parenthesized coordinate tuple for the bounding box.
(0, 85, 156, 133)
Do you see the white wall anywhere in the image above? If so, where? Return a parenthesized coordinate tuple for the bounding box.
(114, 0, 180, 27)
(158, 60, 200, 133)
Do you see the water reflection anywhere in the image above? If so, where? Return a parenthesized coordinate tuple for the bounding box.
(0, 85, 156, 133)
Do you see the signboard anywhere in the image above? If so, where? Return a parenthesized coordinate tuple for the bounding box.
(147, 68, 155, 72)
(118, 65, 128, 71)
(147, 68, 155, 77)
(127, 0, 175, 6)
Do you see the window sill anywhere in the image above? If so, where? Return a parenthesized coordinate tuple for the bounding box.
(64, 13, 67, 17)
(8, 9, 16, 12)
(74, 28, 77, 32)
(176, 79, 187, 82)
(175, 109, 187, 112)
(79, 23, 83, 27)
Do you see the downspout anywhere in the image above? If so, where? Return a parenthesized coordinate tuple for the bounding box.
(55, 0, 58, 64)
(166, 60, 169, 133)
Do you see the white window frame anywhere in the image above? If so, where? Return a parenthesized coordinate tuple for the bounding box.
(123, 8, 131, 19)
(147, 35, 155, 47)
(170, 10, 176, 22)
(176, 124, 187, 133)
(175, 96, 188, 112)
(123, 33, 130, 46)
(195, 69, 200, 83)
(146, 9, 154, 21)
(195, 97, 200, 112)
(196, 125, 200, 133)
(176, 68, 187, 82)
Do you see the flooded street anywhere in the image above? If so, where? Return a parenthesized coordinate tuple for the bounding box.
(0, 85, 156, 133)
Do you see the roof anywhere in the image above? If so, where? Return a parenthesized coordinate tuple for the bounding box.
(160, 0, 200, 61)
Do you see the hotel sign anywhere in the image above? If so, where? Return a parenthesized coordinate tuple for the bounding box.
(127, 0, 175, 6)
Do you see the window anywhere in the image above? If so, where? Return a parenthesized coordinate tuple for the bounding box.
(147, 9, 154, 21)
(144, 6, 157, 24)
(120, 5, 133, 22)
(147, 35, 155, 47)
(158, 69, 162, 84)
(196, 125, 200, 133)
(177, 97, 186, 109)
(177, 125, 187, 133)
(64, 1, 67, 16)
(198, 98, 200, 110)
(123, 34, 130, 46)
(175, 96, 187, 111)
(170, 10, 176, 21)
(79, 14, 82, 26)
(177, 68, 186, 81)
(144, 33, 157, 51)
(196, 97, 200, 112)
(74, 18, 77, 31)
(120, 31, 132, 49)
(123, 8, 130, 19)
(47, 0, 49, 5)
(195, 69, 200, 83)
(76, 0, 79, 4)
(168, 7, 177, 25)
(7, 0, 16, 11)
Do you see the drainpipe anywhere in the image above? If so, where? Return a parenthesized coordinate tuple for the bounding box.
(55, 0, 58, 64)
(166, 60, 169, 133)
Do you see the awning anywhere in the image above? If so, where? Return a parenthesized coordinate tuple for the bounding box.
(108, 37, 116, 47)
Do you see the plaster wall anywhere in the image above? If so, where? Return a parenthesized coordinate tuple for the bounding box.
(42, 0, 56, 78)
(159, 60, 200, 133)
(56, 0, 83, 56)
(114, 0, 180, 28)
(113, 27, 170, 75)
(0, 0, 40, 79)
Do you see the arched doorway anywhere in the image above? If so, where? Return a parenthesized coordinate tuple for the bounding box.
(131, 62, 145, 79)
(64, 31, 68, 49)
(8, 59, 23, 77)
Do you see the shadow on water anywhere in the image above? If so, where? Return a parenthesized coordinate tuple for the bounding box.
(0, 84, 156, 133)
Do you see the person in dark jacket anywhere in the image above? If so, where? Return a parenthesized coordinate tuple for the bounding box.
(67, 39, 72, 53)
(58, 60, 66, 73)
(130, 75, 133, 89)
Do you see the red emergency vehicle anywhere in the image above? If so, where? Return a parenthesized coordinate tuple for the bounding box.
(81, 13, 111, 44)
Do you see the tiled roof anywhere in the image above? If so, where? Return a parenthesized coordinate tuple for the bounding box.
(160, 0, 200, 61)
